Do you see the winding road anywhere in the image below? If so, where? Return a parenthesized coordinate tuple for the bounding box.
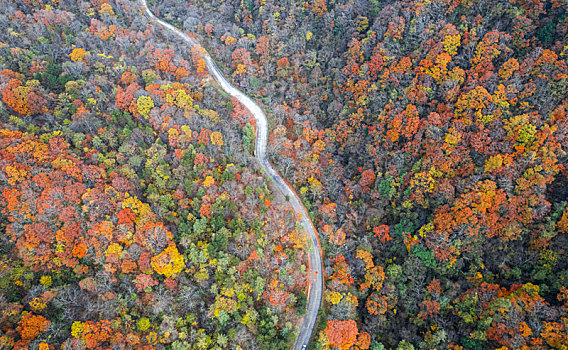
(141, 2, 323, 349)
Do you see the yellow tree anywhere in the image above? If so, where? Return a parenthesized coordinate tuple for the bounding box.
(69, 48, 88, 62)
(136, 96, 154, 118)
(210, 131, 224, 146)
(151, 244, 185, 278)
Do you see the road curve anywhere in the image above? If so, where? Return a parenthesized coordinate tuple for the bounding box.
(141, 2, 323, 349)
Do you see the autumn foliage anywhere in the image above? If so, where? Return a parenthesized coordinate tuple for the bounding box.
(3, 0, 568, 348)
(15, 314, 50, 349)
(180, 0, 568, 347)
(0, 1, 309, 349)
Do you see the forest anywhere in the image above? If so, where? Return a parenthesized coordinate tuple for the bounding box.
(152, 0, 568, 348)
(0, 0, 310, 349)
(1, 0, 568, 349)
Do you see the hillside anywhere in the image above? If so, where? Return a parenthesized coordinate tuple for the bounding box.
(1, 0, 568, 349)
(0, 1, 309, 349)
(155, 0, 568, 348)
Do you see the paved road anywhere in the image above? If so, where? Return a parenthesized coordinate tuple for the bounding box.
(141, 2, 323, 349)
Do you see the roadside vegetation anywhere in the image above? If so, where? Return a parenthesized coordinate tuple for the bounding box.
(0, 1, 309, 348)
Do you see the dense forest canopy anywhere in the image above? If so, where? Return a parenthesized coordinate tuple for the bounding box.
(1, 0, 568, 349)
(0, 0, 309, 349)
(154, 0, 568, 348)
